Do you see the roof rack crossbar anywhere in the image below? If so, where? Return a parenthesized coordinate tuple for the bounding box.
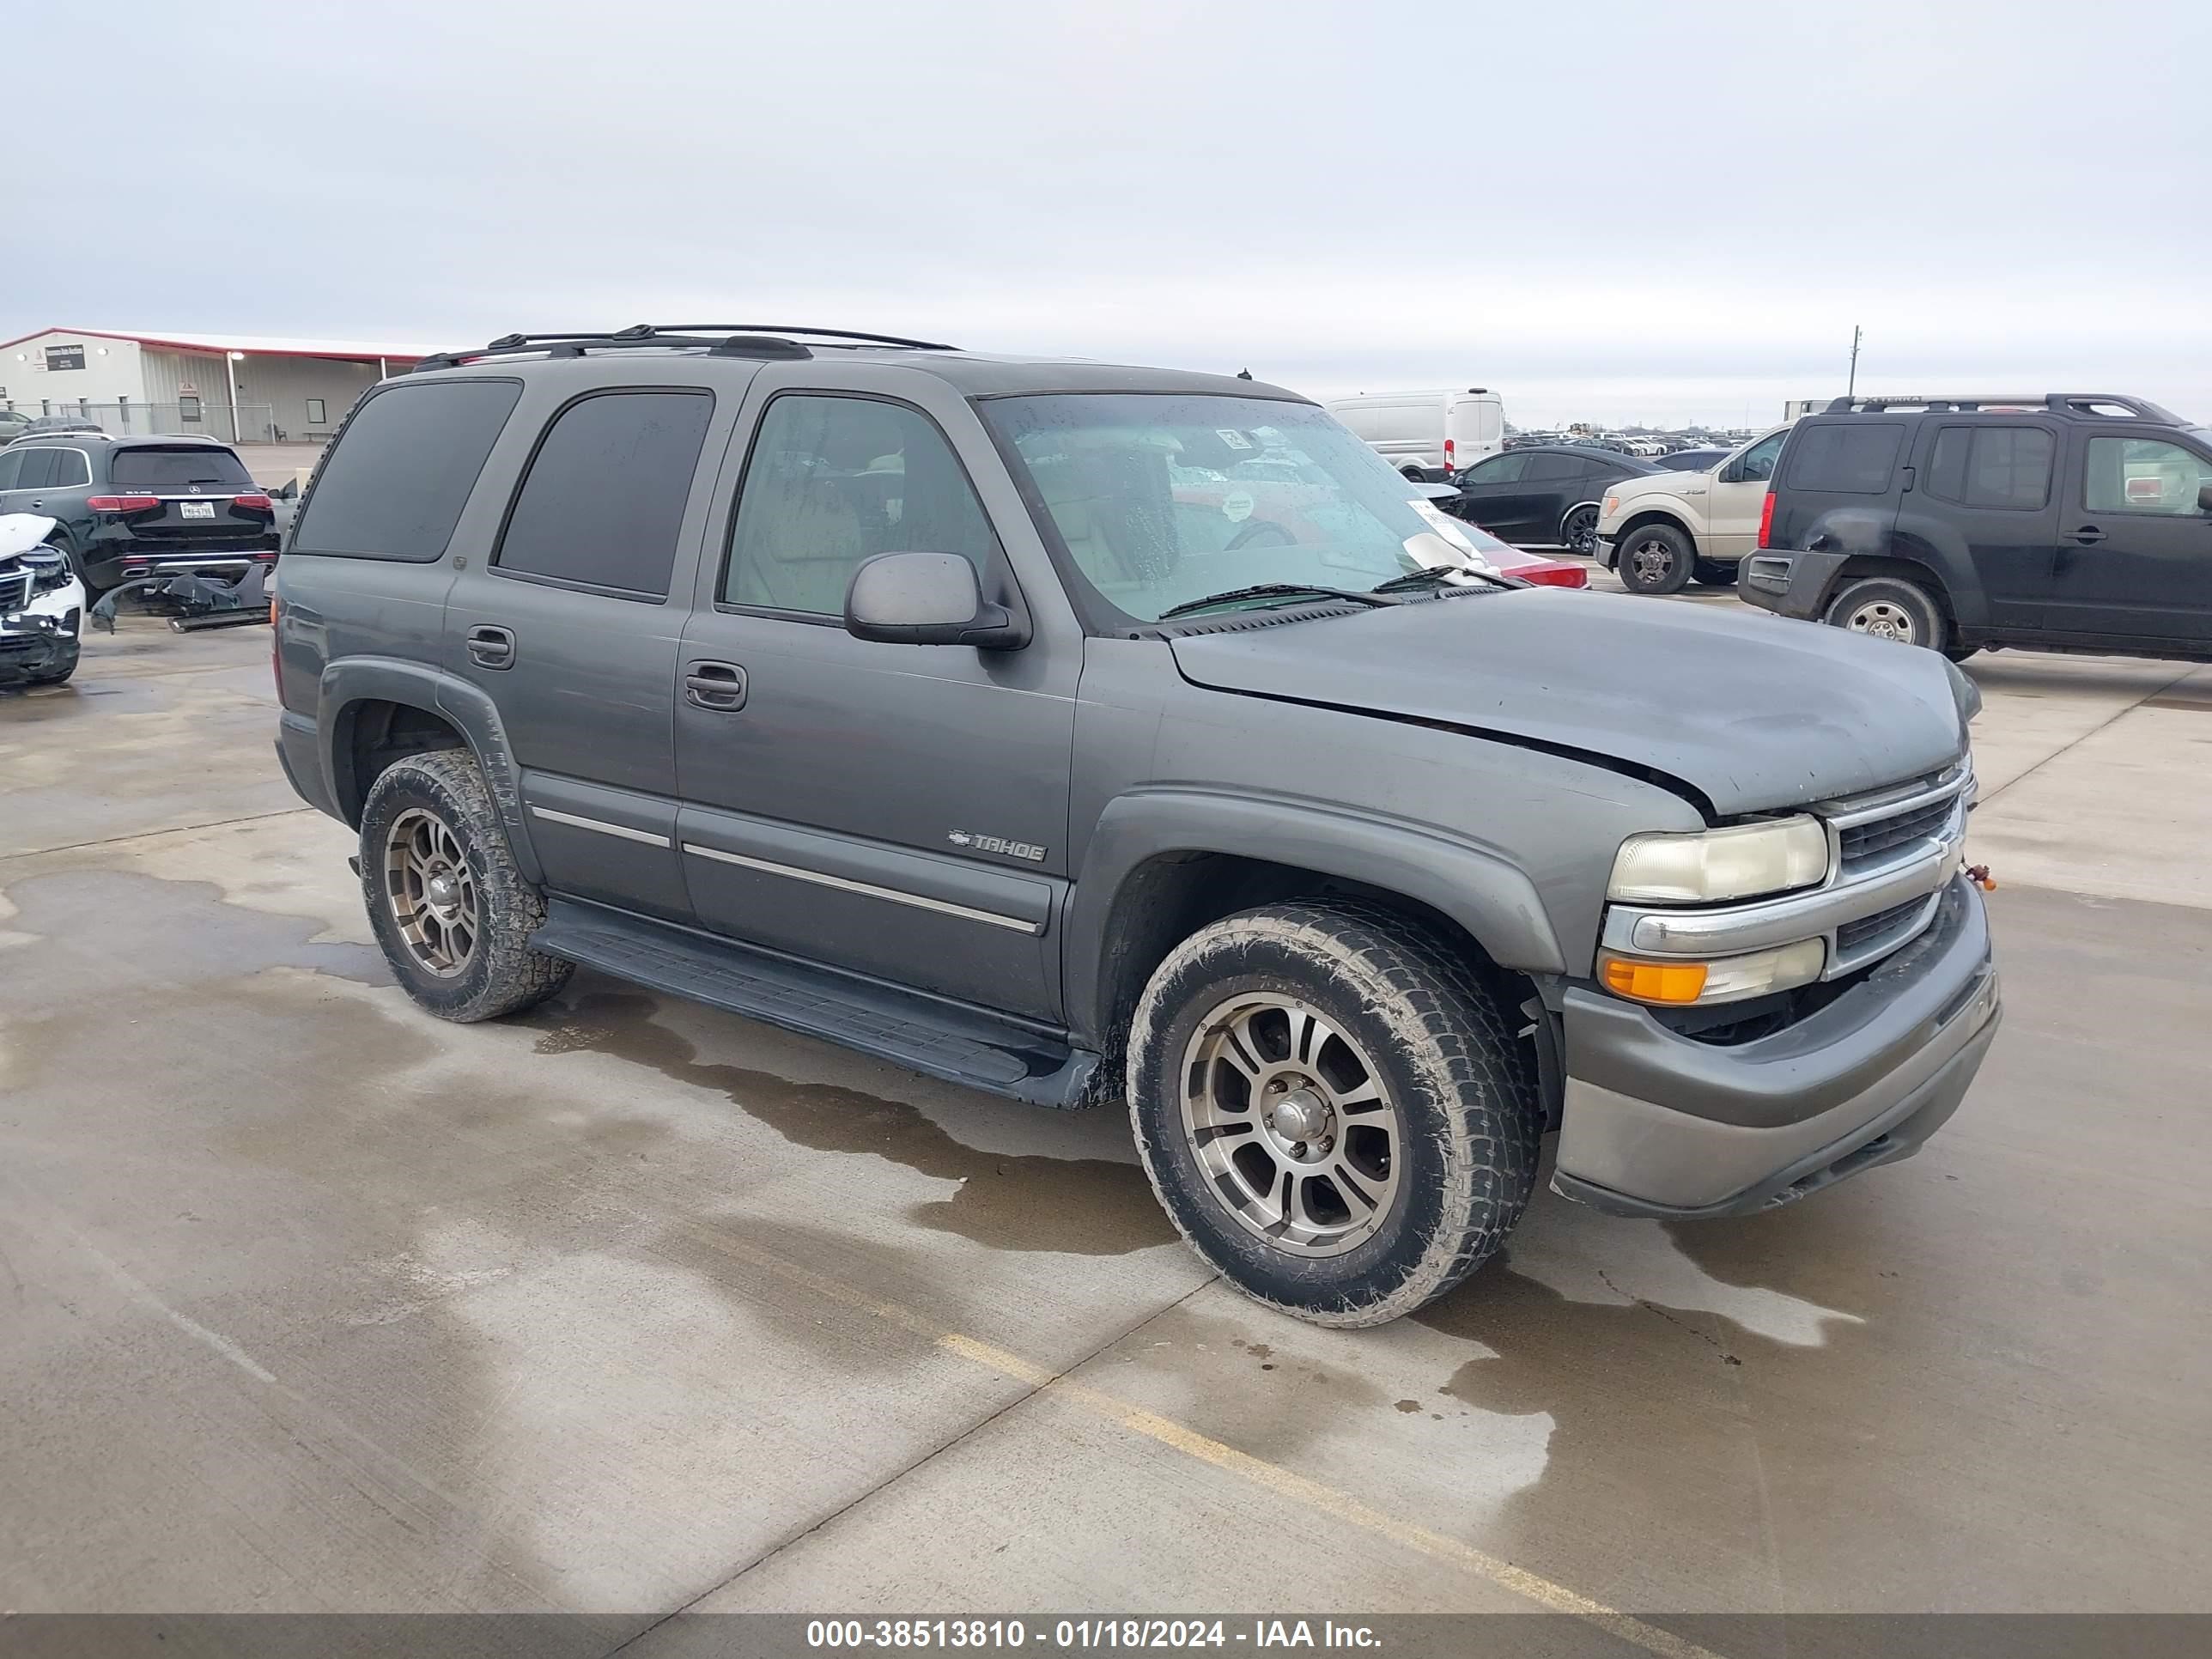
(414, 322, 955, 373)
(655, 324, 959, 350)
(1820, 392, 2181, 422)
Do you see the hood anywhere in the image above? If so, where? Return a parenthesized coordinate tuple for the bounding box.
(0, 513, 59, 561)
(1167, 590, 1967, 816)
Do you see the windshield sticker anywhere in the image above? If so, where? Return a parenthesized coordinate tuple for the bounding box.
(1408, 498, 1477, 550)
(1216, 428, 1254, 450)
(1221, 489, 1255, 522)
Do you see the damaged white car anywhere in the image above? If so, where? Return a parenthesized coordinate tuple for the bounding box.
(0, 514, 86, 688)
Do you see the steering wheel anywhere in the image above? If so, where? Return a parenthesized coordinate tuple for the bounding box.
(1224, 519, 1295, 552)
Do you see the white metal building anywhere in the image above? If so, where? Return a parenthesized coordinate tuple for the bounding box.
(0, 327, 434, 444)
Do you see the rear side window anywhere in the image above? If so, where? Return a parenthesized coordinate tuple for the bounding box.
(1522, 453, 1581, 480)
(110, 447, 252, 489)
(47, 450, 89, 487)
(1927, 426, 2055, 510)
(1784, 422, 1904, 495)
(495, 390, 713, 598)
(293, 380, 522, 561)
(9, 450, 59, 489)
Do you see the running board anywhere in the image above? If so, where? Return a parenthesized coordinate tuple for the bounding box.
(532, 899, 1099, 1109)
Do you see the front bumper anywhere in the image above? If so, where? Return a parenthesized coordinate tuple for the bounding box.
(1737, 550, 1850, 621)
(1552, 875, 2000, 1218)
(1, 576, 86, 684)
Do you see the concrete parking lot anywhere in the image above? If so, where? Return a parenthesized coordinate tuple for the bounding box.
(3, 593, 2209, 1638)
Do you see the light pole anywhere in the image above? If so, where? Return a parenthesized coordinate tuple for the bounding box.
(1846, 325, 1863, 401)
(226, 350, 246, 442)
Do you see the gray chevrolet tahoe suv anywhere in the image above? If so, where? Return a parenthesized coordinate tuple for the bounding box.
(273, 325, 2002, 1327)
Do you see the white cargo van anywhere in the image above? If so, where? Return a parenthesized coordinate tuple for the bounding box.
(1322, 387, 1505, 479)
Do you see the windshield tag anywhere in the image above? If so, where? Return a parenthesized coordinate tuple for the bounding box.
(1221, 489, 1255, 522)
(1215, 428, 1254, 450)
(1408, 498, 1478, 551)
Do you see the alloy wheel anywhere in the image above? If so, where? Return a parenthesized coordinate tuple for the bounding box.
(1628, 535, 1676, 583)
(383, 807, 480, 977)
(1563, 507, 1600, 557)
(1178, 993, 1401, 1257)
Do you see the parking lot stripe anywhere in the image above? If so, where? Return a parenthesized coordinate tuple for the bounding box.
(678, 1220, 1724, 1659)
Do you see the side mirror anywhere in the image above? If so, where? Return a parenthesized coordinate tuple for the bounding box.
(274, 479, 299, 500)
(1716, 462, 1741, 484)
(2199, 481, 2212, 515)
(843, 551, 1029, 649)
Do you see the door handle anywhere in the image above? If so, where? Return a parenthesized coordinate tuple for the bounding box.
(2069, 526, 2107, 545)
(684, 659, 747, 710)
(466, 624, 516, 668)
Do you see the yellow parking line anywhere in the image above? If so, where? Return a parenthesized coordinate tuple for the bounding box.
(678, 1221, 1725, 1659)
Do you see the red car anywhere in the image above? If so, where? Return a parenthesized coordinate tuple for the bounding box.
(1461, 522, 1589, 588)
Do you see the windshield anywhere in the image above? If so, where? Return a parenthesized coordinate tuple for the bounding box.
(981, 393, 1492, 623)
(110, 446, 254, 489)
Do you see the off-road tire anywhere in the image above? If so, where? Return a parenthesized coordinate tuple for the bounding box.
(358, 749, 571, 1022)
(1128, 901, 1542, 1328)
(1616, 522, 1695, 594)
(1824, 575, 1948, 653)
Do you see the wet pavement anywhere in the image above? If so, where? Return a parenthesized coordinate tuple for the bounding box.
(2, 613, 2208, 1630)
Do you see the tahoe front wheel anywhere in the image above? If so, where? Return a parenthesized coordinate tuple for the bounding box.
(1128, 902, 1542, 1328)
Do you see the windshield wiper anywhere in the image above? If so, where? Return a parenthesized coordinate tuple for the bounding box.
(1371, 564, 1512, 596)
(1157, 583, 1396, 621)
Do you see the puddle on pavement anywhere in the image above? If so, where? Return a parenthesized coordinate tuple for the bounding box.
(523, 988, 1177, 1257)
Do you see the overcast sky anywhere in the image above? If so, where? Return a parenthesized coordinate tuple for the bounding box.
(9, 1, 2207, 428)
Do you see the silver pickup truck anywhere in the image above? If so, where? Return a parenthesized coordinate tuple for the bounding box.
(271, 326, 2001, 1326)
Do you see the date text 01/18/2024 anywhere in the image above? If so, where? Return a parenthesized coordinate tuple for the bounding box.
(805, 1619, 1382, 1649)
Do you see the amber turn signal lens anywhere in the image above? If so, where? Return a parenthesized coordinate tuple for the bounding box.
(1601, 957, 1710, 1004)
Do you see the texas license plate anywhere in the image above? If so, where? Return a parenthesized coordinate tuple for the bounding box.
(180, 501, 216, 520)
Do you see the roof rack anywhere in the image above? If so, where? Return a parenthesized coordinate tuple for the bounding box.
(1821, 392, 2182, 422)
(414, 322, 957, 373)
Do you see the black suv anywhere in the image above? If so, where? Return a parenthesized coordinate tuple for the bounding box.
(1740, 393, 2212, 661)
(0, 433, 278, 593)
(1443, 443, 1658, 556)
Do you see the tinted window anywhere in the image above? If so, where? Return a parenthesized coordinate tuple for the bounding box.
(2084, 437, 2212, 516)
(110, 447, 253, 489)
(1927, 426, 2055, 510)
(10, 449, 59, 489)
(725, 395, 997, 615)
(1462, 453, 1527, 484)
(293, 380, 522, 562)
(1522, 453, 1582, 481)
(49, 449, 89, 487)
(1783, 422, 1902, 494)
(495, 391, 712, 597)
(0, 452, 19, 489)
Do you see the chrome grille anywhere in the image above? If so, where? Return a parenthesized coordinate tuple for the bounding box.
(0, 570, 32, 612)
(1840, 797, 1958, 866)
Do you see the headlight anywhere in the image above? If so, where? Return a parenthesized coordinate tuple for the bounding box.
(23, 550, 73, 594)
(1608, 817, 1829, 904)
(1600, 938, 1826, 1006)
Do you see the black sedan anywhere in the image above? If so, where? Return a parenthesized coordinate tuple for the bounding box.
(1442, 444, 1661, 556)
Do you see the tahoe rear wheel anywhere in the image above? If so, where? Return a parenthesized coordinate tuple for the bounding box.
(358, 749, 572, 1022)
(1128, 902, 1542, 1328)
(1824, 575, 1947, 652)
(1617, 523, 1694, 594)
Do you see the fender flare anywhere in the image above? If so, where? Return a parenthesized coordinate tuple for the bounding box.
(1062, 788, 1566, 1048)
(317, 656, 543, 884)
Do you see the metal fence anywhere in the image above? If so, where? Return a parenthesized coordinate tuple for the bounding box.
(0, 399, 280, 444)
